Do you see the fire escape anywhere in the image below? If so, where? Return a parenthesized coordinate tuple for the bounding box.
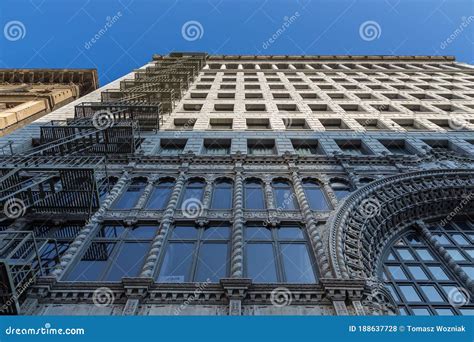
(0, 53, 207, 314)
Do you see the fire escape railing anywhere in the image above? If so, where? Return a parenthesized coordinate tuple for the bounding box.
(0, 53, 208, 314)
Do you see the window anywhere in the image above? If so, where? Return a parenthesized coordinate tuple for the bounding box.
(291, 139, 322, 156)
(173, 118, 195, 130)
(209, 118, 232, 130)
(285, 119, 309, 130)
(245, 103, 266, 111)
(380, 140, 411, 155)
(382, 220, 474, 315)
(272, 180, 298, 210)
(319, 118, 350, 130)
(302, 180, 329, 210)
(336, 140, 370, 155)
(65, 224, 156, 281)
(356, 119, 388, 130)
(211, 179, 233, 209)
(330, 179, 352, 199)
(203, 139, 231, 155)
(159, 139, 187, 155)
(214, 103, 234, 112)
(244, 179, 266, 209)
(179, 179, 205, 207)
(157, 224, 230, 282)
(113, 177, 147, 209)
(392, 119, 427, 131)
(246, 119, 270, 130)
(245, 225, 317, 283)
(247, 139, 275, 155)
(146, 179, 174, 209)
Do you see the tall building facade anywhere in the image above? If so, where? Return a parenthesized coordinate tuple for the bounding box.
(0, 53, 473, 316)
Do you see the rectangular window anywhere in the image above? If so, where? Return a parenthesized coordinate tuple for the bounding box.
(209, 118, 233, 130)
(336, 140, 370, 155)
(246, 119, 270, 130)
(203, 139, 231, 155)
(159, 139, 187, 155)
(292, 139, 322, 156)
(247, 139, 275, 155)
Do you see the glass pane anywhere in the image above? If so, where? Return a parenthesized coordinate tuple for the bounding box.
(399, 285, 422, 302)
(304, 186, 329, 210)
(273, 186, 297, 210)
(428, 266, 450, 280)
(278, 227, 304, 240)
(246, 227, 272, 240)
(387, 252, 396, 261)
(421, 285, 444, 302)
(408, 266, 429, 280)
(244, 183, 265, 209)
(113, 186, 144, 209)
(171, 226, 198, 240)
(460, 309, 474, 315)
(280, 243, 316, 283)
(195, 243, 228, 282)
(65, 243, 115, 281)
(127, 226, 158, 239)
(246, 244, 277, 283)
(157, 243, 195, 283)
(202, 227, 230, 240)
(412, 308, 431, 315)
(446, 249, 466, 261)
(405, 234, 422, 245)
(451, 234, 469, 245)
(466, 249, 474, 258)
(211, 187, 232, 209)
(442, 286, 470, 305)
(146, 185, 173, 209)
(97, 225, 125, 238)
(180, 183, 204, 204)
(333, 189, 351, 200)
(461, 266, 474, 279)
(385, 284, 400, 302)
(433, 234, 450, 245)
(415, 248, 434, 261)
(436, 308, 454, 316)
(388, 266, 408, 280)
(397, 248, 415, 261)
(105, 242, 150, 281)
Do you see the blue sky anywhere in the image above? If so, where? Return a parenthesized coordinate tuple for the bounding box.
(1, 0, 473, 85)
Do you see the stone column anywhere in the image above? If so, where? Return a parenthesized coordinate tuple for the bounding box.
(290, 167, 332, 278)
(230, 166, 244, 277)
(51, 172, 130, 278)
(320, 175, 339, 208)
(140, 169, 187, 277)
(415, 221, 474, 291)
(263, 178, 275, 210)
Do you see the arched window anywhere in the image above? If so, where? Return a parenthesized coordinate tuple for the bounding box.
(382, 220, 474, 315)
(330, 179, 352, 200)
(146, 179, 175, 209)
(211, 179, 233, 209)
(302, 179, 330, 210)
(245, 224, 317, 283)
(244, 178, 266, 209)
(272, 179, 298, 210)
(113, 177, 147, 209)
(179, 179, 205, 206)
